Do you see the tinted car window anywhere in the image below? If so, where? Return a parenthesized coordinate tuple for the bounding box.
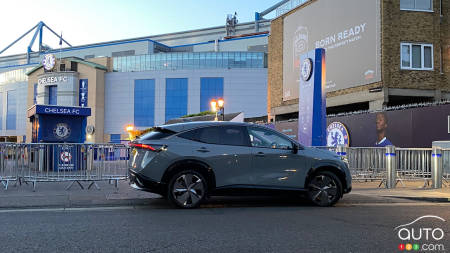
(178, 126, 249, 146)
(139, 128, 175, 140)
(197, 127, 221, 144)
(247, 126, 293, 150)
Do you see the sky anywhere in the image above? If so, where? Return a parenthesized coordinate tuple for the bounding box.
(0, 0, 278, 56)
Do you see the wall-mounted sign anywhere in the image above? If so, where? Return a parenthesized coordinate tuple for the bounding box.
(38, 75, 69, 85)
(326, 122, 350, 147)
(301, 58, 313, 81)
(79, 79, 88, 107)
(42, 54, 56, 71)
(28, 105, 91, 117)
(53, 123, 71, 140)
(54, 145, 78, 171)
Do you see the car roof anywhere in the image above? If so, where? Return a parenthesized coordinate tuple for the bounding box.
(161, 121, 251, 133)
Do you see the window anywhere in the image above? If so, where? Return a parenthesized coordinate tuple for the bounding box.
(33, 83, 37, 105)
(178, 126, 249, 146)
(6, 90, 16, 130)
(165, 78, 188, 121)
(110, 134, 121, 144)
(139, 128, 176, 140)
(200, 77, 224, 112)
(247, 126, 293, 150)
(0, 93, 2, 130)
(70, 62, 78, 72)
(400, 0, 432, 11)
(400, 43, 433, 70)
(59, 64, 65, 71)
(134, 79, 155, 127)
(48, 85, 57, 105)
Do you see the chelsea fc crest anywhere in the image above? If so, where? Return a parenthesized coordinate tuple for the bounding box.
(301, 58, 313, 81)
(326, 122, 350, 147)
(54, 123, 71, 140)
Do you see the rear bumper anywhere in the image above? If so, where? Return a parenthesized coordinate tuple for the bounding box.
(129, 169, 166, 196)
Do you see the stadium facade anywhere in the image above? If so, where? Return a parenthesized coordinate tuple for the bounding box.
(0, 20, 271, 143)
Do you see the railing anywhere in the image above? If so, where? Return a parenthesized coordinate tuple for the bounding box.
(314, 146, 449, 188)
(0, 143, 129, 191)
(1, 143, 448, 191)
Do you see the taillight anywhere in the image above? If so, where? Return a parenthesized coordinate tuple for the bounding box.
(129, 143, 156, 151)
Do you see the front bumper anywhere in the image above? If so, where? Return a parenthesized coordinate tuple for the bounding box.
(129, 169, 166, 195)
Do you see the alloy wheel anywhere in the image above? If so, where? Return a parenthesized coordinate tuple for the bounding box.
(171, 173, 205, 208)
(307, 174, 339, 206)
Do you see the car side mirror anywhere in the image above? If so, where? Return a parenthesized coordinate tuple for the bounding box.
(292, 143, 299, 154)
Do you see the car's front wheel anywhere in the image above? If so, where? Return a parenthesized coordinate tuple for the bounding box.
(167, 170, 207, 209)
(307, 171, 342, 207)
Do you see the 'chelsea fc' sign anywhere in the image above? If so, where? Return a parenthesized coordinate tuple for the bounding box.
(326, 122, 350, 147)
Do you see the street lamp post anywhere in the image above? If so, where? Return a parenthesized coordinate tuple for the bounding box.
(210, 98, 225, 121)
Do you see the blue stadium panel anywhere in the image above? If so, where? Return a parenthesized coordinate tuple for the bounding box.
(33, 83, 37, 105)
(6, 90, 17, 130)
(200, 77, 224, 112)
(0, 93, 2, 130)
(48, 85, 57, 105)
(134, 79, 155, 127)
(110, 134, 121, 144)
(165, 78, 188, 122)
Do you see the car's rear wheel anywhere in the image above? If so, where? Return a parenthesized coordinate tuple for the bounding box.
(307, 171, 342, 207)
(167, 170, 207, 209)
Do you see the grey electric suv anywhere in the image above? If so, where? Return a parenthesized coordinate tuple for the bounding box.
(129, 121, 352, 208)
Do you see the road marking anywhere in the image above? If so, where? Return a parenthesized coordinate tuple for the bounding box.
(0, 206, 135, 214)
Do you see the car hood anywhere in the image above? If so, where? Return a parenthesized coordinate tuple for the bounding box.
(303, 147, 340, 160)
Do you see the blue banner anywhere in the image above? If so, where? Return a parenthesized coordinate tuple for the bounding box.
(79, 79, 88, 107)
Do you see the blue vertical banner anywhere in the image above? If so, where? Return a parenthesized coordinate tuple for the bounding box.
(79, 79, 88, 107)
(298, 48, 326, 146)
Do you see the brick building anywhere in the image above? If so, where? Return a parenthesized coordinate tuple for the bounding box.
(268, 0, 450, 121)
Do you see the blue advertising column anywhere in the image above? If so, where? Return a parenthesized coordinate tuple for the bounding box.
(298, 48, 326, 146)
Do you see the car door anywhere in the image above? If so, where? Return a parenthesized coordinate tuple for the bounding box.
(180, 125, 253, 187)
(246, 126, 307, 188)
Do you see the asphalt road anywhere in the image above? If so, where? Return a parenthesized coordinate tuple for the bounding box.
(1, 196, 449, 253)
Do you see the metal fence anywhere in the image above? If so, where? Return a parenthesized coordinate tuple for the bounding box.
(1, 142, 448, 190)
(314, 146, 450, 188)
(0, 143, 129, 191)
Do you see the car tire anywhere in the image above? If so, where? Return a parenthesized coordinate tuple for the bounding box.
(167, 170, 208, 209)
(307, 171, 342, 207)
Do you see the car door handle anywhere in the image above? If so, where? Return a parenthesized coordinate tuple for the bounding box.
(196, 147, 210, 153)
(255, 152, 265, 157)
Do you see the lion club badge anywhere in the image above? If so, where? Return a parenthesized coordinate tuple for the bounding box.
(53, 123, 71, 140)
(326, 122, 350, 147)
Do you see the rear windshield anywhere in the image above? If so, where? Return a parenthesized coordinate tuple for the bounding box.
(138, 128, 176, 140)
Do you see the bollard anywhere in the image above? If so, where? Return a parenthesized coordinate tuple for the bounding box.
(336, 145, 347, 157)
(431, 146, 443, 189)
(385, 145, 396, 189)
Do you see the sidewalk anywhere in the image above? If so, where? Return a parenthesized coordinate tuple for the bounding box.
(0, 180, 162, 209)
(351, 180, 450, 202)
(0, 180, 449, 209)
